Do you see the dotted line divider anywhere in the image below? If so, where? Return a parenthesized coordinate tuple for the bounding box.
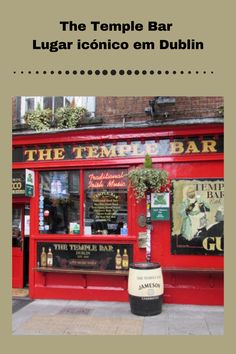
(13, 69, 214, 76)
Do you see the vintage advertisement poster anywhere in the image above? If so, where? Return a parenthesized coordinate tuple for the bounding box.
(171, 179, 224, 255)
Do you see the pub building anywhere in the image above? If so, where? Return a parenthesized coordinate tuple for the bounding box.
(12, 96, 224, 305)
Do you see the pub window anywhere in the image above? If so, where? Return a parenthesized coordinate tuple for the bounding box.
(39, 171, 80, 234)
(84, 169, 128, 235)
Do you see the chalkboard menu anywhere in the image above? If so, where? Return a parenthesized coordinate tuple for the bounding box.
(92, 192, 120, 221)
(37, 242, 133, 271)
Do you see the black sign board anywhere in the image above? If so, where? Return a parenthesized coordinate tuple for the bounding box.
(37, 242, 133, 271)
(13, 135, 224, 162)
(12, 170, 25, 195)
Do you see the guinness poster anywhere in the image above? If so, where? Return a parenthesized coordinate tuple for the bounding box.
(171, 179, 224, 255)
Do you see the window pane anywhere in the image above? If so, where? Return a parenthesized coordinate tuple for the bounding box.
(65, 96, 75, 107)
(25, 98, 35, 112)
(54, 97, 64, 110)
(84, 169, 128, 235)
(43, 97, 53, 110)
(39, 171, 80, 234)
(16, 97, 21, 123)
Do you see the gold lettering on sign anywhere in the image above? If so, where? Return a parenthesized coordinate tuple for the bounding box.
(21, 138, 220, 162)
(100, 145, 116, 158)
(87, 146, 99, 158)
(146, 143, 158, 155)
(38, 149, 52, 161)
(24, 149, 37, 161)
(72, 147, 83, 159)
(201, 140, 217, 153)
(170, 142, 184, 154)
(54, 148, 65, 160)
(118, 144, 132, 157)
(185, 141, 200, 153)
(131, 143, 144, 156)
(202, 237, 223, 251)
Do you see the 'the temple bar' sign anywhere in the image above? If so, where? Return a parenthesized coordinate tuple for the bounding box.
(13, 136, 223, 162)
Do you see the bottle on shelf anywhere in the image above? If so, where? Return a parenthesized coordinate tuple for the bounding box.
(40, 247, 47, 267)
(120, 223, 128, 236)
(46, 247, 53, 267)
(115, 249, 122, 270)
(122, 249, 129, 270)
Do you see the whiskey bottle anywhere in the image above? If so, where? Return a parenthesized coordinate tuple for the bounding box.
(115, 249, 122, 270)
(122, 249, 129, 270)
(47, 247, 53, 267)
(40, 247, 47, 267)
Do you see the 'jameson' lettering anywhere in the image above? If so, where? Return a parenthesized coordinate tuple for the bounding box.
(138, 282, 160, 290)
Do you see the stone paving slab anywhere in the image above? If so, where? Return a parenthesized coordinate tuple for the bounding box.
(13, 314, 144, 335)
(12, 299, 224, 336)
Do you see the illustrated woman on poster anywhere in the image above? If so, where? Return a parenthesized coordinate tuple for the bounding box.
(179, 185, 210, 241)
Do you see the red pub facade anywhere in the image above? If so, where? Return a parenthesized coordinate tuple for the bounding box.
(12, 96, 224, 306)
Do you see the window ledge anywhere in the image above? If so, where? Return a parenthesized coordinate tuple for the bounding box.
(32, 234, 136, 242)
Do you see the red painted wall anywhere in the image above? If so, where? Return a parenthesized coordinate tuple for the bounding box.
(12, 125, 224, 305)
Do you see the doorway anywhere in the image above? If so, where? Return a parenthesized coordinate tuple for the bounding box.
(12, 203, 30, 289)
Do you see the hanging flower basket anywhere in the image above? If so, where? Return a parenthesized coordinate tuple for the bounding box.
(128, 154, 169, 201)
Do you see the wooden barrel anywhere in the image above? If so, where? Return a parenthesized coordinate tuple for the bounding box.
(128, 262, 163, 316)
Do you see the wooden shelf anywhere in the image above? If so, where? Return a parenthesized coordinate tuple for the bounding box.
(34, 267, 129, 276)
(34, 266, 223, 276)
(162, 267, 223, 273)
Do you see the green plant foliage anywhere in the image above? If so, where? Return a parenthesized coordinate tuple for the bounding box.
(25, 106, 53, 131)
(128, 165, 169, 202)
(144, 154, 153, 168)
(55, 106, 87, 129)
(217, 106, 224, 117)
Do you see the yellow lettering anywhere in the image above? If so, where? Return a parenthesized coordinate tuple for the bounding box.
(87, 146, 99, 158)
(202, 237, 216, 251)
(201, 140, 217, 153)
(38, 149, 52, 161)
(146, 143, 158, 155)
(170, 142, 184, 154)
(185, 141, 200, 153)
(24, 149, 37, 161)
(117, 144, 132, 157)
(72, 147, 83, 159)
(131, 143, 144, 156)
(215, 237, 223, 251)
(100, 145, 116, 158)
(53, 148, 65, 160)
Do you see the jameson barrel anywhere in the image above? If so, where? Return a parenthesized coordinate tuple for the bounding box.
(128, 262, 163, 316)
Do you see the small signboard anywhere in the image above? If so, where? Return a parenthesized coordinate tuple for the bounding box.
(151, 193, 170, 221)
(12, 170, 25, 195)
(12, 169, 35, 197)
(25, 169, 35, 197)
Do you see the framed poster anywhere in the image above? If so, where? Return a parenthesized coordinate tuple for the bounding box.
(171, 179, 224, 255)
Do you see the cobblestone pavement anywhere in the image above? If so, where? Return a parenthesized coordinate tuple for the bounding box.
(12, 299, 224, 335)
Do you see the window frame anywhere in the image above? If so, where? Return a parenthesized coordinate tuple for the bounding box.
(37, 166, 130, 238)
